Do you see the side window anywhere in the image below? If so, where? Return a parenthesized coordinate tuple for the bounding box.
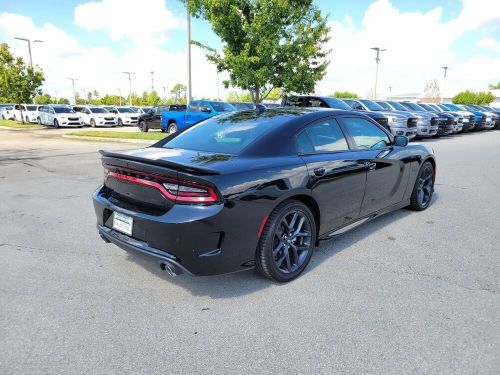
(308, 98, 329, 108)
(296, 118, 349, 154)
(188, 102, 199, 112)
(85, 109, 91, 114)
(342, 117, 390, 150)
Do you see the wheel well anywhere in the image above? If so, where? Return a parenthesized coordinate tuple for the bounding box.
(168, 120, 177, 125)
(285, 195, 321, 245)
(426, 157, 436, 173)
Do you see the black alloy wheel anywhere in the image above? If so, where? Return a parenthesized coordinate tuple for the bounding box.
(139, 121, 148, 132)
(409, 161, 434, 211)
(117, 118, 123, 126)
(256, 201, 316, 282)
(54, 119, 59, 128)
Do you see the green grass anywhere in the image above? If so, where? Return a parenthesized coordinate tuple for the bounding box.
(67, 130, 168, 140)
(0, 119, 42, 129)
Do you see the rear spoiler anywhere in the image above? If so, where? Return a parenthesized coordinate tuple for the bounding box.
(99, 150, 220, 175)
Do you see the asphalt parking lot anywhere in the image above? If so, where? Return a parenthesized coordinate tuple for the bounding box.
(0, 128, 499, 374)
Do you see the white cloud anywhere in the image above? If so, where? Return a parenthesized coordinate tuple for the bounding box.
(477, 37, 500, 52)
(316, 0, 500, 98)
(74, 0, 182, 46)
(0, 9, 228, 102)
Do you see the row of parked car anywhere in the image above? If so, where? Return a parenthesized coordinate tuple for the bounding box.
(0, 104, 155, 128)
(134, 97, 500, 136)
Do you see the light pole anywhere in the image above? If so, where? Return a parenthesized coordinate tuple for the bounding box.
(371, 47, 386, 99)
(150, 71, 155, 92)
(186, 9, 192, 105)
(118, 89, 122, 105)
(14, 37, 43, 69)
(82, 89, 87, 104)
(162, 86, 167, 102)
(441, 66, 449, 103)
(68, 77, 79, 105)
(388, 86, 392, 100)
(122, 72, 134, 105)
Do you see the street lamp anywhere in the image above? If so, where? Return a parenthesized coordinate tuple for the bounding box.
(122, 72, 135, 105)
(371, 47, 386, 99)
(150, 71, 155, 92)
(441, 66, 450, 103)
(388, 86, 392, 100)
(118, 88, 122, 105)
(14, 37, 43, 69)
(186, 9, 192, 105)
(68, 77, 79, 105)
(162, 86, 168, 102)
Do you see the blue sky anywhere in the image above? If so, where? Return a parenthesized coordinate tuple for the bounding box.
(0, 0, 498, 100)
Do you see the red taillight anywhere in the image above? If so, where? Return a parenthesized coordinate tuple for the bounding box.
(107, 171, 219, 204)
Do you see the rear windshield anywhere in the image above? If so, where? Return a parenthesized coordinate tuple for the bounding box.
(90, 107, 108, 113)
(163, 112, 279, 154)
(53, 107, 75, 113)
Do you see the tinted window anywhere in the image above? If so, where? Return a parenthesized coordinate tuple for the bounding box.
(359, 100, 384, 111)
(209, 102, 235, 112)
(308, 98, 329, 108)
(89, 107, 108, 113)
(117, 107, 133, 113)
(322, 97, 352, 110)
(299, 119, 349, 153)
(343, 99, 362, 110)
(53, 107, 75, 113)
(387, 101, 408, 111)
(375, 101, 392, 110)
(188, 103, 199, 112)
(295, 131, 314, 154)
(163, 113, 279, 154)
(342, 117, 390, 149)
(26, 105, 37, 111)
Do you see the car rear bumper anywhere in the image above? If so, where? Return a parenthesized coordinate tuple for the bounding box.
(93, 186, 258, 276)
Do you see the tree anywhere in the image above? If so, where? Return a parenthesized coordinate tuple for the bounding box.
(0, 43, 44, 122)
(226, 90, 252, 102)
(184, 0, 330, 104)
(57, 97, 70, 104)
(421, 79, 441, 103)
(488, 81, 500, 90)
(330, 91, 359, 99)
(170, 83, 187, 103)
(35, 93, 53, 104)
(453, 90, 495, 105)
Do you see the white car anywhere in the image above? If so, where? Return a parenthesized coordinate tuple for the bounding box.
(1, 105, 21, 120)
(38, 105, 85, 128)
(103, 106, 140, 126)
(18, 104, 42, 123)
(72, 105, 117, 127)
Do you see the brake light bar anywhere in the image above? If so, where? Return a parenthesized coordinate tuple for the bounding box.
(107, 172, 219, 204)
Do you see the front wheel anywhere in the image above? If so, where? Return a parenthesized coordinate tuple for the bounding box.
(37, 117, 41, 125)
(167, 122, 178, 133)
(117, 118, 123, 126)
(139, 121, 148, 132)
(26, 116, 29, 123)
(409, 161, 435, 211)
(255, 201, 316, 282)
(54, 119, 59, 129)
(90, 118, 96, 127)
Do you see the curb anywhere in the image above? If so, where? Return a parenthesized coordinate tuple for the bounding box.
(62, 134, 157, 145)
(0, 125, 43, 131)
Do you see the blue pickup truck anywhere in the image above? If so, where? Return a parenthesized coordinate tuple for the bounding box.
(161, 100, 236, 133)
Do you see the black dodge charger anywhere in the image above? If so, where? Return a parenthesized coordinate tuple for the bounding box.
(93, 108, 436, 282)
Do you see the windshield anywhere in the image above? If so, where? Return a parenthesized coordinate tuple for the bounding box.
(26, 105, 37, 111)
(209, 102, 236, 112)
(375, 101, 392, 110)
(401, 102, 422, 111)
(323, 97, 351, 110)
(427, 104, 442, 112)
(163, 112, 278, 154)
(90, 107, 109, 113)
(386, 101, 407, 111)
(117, 107, 134, 113)
(417, 103, 434, 111)
(53, 107, 75, 114)
(443, 103, 461, 111)
(359, 99, 384, 111)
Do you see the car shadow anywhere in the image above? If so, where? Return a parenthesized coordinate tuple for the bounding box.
(124, 193, 440, 298)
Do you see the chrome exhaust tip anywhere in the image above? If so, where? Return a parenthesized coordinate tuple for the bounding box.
(159, 261, 183, 276)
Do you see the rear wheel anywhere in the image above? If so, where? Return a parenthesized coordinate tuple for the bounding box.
(139, 121, 148, 132)
(167, 122, 178, 133)
(256, 201, 316, 282)
(409, 161, 434, 211)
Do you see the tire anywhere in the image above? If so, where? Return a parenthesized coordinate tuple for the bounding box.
(90, 118, 96, 127)
(409, 161, 435, 211)
(25, 116, 29, 123)
(167, 122, 178, 133)
(161, 129, 166, 133)
(13, 114, 17, 121)
(37, 117, 41, 125)
(139, 121, 148, 132)
(117, 118, 123, 126)
(54, 119, 59, 129)
(255, 200, 316, 282)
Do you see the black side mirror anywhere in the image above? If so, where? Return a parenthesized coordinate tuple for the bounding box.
(200, 106, 212, 113)
(394, 135, 408, 147)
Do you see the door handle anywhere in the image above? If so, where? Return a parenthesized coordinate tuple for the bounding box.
(313, 168, 326, 177)
(365, 162, 377, 171)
